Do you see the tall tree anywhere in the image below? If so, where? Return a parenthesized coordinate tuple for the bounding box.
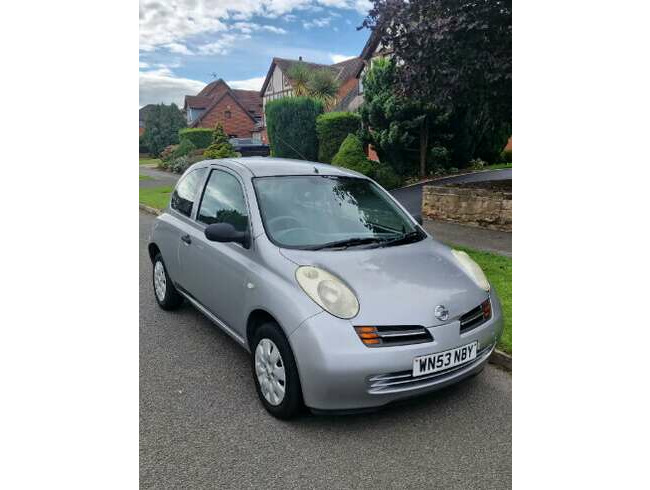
(359, 57, 447, 177)
(143, 103, 186, 157)
(362, 0, 512, 165)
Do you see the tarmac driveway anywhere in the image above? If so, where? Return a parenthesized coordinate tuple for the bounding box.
(139, 211, 512, 488)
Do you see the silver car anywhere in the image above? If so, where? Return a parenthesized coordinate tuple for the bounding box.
(148, 157, 503, 418)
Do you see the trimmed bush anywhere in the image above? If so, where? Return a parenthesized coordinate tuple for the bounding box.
(332, 134, 373, 175)
(316, 112, 362, 163)
(266, 97, 323, 161)
(332, 134, 403, 190)
(179, 128, 213, 149)
(203, 123, 238, 159)
(172, 138, 196, 159)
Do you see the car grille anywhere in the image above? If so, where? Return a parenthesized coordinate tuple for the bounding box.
(354, 325, 433, 347)
(366, 342, 495, 394)
(459, 298, 492, 334)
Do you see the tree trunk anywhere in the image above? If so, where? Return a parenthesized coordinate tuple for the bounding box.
(419, 116, 428, 178)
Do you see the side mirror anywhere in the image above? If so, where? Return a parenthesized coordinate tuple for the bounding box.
(412, 214, 423, 226)
(205, 223, 250, 248)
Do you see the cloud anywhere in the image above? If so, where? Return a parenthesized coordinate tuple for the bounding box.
(139, 61, 150, 69)
(233, 22, 287, 35)
(304, 16, 332, 29)
(330, 53, 355, 63)
(197, 33, 250, 55)
(139, 68, 206, 107)
(140, 0, 371, 51)
(165, 42, 194, 55)
(227, 76, 266, 91)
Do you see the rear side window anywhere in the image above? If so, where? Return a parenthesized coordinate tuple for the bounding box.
(170, 168, 207, 217)
(197, 169, 249, 232)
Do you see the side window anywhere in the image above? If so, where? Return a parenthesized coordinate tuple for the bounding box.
(170, 168, 207, 217)
(197, 170, 249, 232)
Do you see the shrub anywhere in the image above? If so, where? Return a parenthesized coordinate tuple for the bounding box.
(500, 148, 512, 163)
(316, 112, 362, 163)
(371, 163, 403, 190)
(170, 155, 190, 174)
(160, 144, 178, 162)
(203, 144, 239, 159)
(332, 134, 373, 175)
(202, 123, 239, 159)
(179, 128, 213, 149)
(266, 97, 323, 161)
(429, 146, 451, 170)
(469, 158, 487, 170)
(172, 138, 196, 159)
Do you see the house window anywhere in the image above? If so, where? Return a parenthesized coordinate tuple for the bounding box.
(225, 110, 232, 119)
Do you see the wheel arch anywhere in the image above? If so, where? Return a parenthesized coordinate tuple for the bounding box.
(246, 309, 281, 351)
(148, 242, 161, 263)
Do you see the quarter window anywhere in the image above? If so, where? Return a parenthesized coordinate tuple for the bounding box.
(170, 168, 207, 217)
(197, 170, 249, 232)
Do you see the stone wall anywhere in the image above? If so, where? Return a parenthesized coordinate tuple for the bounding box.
(422, 185, 512, 231)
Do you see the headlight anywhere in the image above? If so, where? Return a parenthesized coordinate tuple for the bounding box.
(451, 250, 490, 291)
(295, 266, 359, 319)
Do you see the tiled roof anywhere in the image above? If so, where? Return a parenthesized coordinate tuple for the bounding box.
(185, 96, 213, 109)
(260, 56, 363, 95)
(232, 89, 263, 117)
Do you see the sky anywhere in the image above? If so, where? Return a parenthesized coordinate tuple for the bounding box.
(139, 0, 373, 108)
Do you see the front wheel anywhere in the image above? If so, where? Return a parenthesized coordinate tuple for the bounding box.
(252, 323, 304, 419)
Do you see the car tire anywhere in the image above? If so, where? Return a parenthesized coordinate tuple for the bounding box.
(252, 322, 304, 419)
(152, 253, 183, 310)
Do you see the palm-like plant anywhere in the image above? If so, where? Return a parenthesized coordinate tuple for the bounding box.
(286, 62, 311, 96)
(307, 69, 340, 110)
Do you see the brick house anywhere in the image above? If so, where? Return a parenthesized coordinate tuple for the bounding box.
(184, 79, 265, 142)
(259, 56, 364, 131)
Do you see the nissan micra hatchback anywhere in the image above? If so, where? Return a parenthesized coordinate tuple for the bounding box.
(149, 157, 503, 418)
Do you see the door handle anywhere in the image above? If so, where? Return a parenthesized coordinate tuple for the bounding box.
(181, 234, 192, 245)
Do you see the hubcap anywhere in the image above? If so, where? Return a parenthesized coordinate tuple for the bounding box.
(154, 261, 166, 301)
(254, 338, 286, 406)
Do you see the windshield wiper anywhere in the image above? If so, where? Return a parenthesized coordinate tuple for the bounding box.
(304, 237, 384, 250)
(377, 230, 423, 248)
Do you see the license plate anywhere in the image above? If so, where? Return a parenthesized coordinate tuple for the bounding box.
(412, 342, 478, 377)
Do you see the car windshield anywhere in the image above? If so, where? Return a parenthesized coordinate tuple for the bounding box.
(253, 175, 425, 250)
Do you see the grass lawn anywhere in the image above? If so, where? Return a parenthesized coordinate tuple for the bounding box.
(453, 246, 512, 355)
(139, 157, 161, 166)
(139, 174, 153, 181)
(139, 186, 172, 210)
(483, 162, 512, 171)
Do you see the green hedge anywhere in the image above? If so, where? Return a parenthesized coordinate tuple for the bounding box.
(316, 112, 361, 163)
(266, 97, 323, 161)
(332, 134, 402, 189)
(179, 128, 213, 149)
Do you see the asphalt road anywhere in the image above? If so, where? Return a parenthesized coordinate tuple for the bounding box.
(140, 211, 512, 489)
(391, 169, 512, 216)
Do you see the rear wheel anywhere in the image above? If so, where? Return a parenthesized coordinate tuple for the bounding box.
(152, 253, 183, 310)
(252, 322, 304, 419)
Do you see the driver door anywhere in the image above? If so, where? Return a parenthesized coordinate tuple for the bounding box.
(178, 167, 253, 337)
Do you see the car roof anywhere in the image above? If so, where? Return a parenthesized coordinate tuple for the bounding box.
(206, 157, 366, 179)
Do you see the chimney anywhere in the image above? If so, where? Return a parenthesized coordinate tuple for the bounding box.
(299, 56, 302, 61)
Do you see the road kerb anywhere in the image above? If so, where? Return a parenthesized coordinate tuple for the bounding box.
(489, 349, 512, 371)
(139, 203, 161, 216)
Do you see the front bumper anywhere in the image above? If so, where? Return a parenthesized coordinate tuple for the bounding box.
(289, 296, 504, 411)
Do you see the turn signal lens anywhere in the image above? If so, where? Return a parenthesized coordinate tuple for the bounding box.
(354, 326, 380, 345)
